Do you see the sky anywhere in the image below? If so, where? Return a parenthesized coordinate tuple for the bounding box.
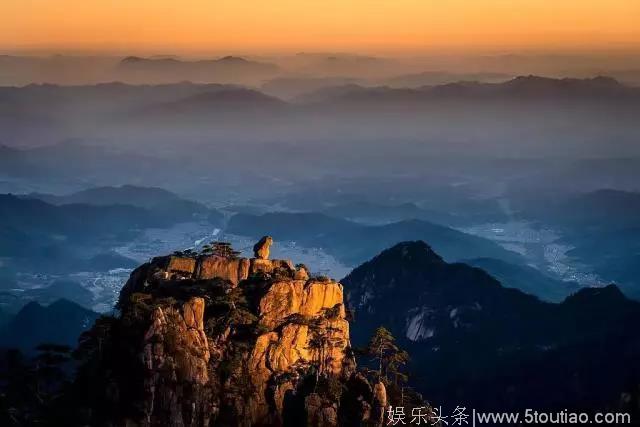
(3, 0, 640, 54)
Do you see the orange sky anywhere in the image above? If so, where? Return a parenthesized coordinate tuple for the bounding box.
(3, 0, 640, 53)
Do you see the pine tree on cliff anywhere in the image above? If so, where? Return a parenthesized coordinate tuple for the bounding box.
(307, 305, 346, 390)
(308, 317, 330, 377)
(210, 241, 241, 258)
(364, 326, 409, 385)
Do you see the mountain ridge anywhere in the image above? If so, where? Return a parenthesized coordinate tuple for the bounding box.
(298, 75, 639, 107)
(0, 298, 99, 352)
(227, 212, 525, 266)
(342, 241, 640, 411)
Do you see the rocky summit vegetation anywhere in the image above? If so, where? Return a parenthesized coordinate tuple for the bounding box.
(44, 238, 427, 427)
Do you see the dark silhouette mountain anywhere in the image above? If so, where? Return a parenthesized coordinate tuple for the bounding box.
(0, 194, 215, 274)
(261, 76, 363, 99)
(0, 194, 152, 241)
(380, 71, 512, 88)
(130, 88, 289, 124)
(140, 88, 288, 118)
(299, 76, 640, 108)
(0, 194, 188, 243)
(30, 184, 194, 208)
(20, 279, 95, 309)
(27, 185, 215, 223)
(0, 299, 99, 352)
(436, 75, 630, 100)
(0, 81, 226, 118)
(342, 241, 640, 411)
(116, 55, 279, 84)
(227, 212, 523, 266)
(4, 191, 220, 241)
(3, 77, 639, 159)
(368, 74, 630, 102)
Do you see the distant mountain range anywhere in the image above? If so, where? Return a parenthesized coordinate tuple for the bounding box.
(320, 199, 508, 227)
(116, 55, 280, 85)
(0, 188, 221, 274)
(135, 87, 288, 120)
(260, 76, 363, 99)
(378, 70, 512, 88)
(297, 76, 638, 107)
(2, 76, 638, 158)
(16, 280, 95, 310)
(0, 299, 99, 352)
(343, 241, 640, 411)
(0, 278, 102, 320)
(27, 184, 212, 219)
(2, 53, 639, 87)
(227, 212, 524, 267)
(2, 76, 636, 118)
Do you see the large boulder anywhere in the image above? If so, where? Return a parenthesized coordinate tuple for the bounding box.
(253, 236, 273, 259)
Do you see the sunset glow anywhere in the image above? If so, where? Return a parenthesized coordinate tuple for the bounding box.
(4, 0, 640, 53)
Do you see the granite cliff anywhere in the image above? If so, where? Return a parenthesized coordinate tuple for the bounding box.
(73, 238, 396, 427)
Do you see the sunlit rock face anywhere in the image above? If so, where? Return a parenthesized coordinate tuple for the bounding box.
(141, 297, 214, 425)
(258, 279, 346, 329)
(253, 235, 273, 260)
(165, 255, 197, 276)
(147, 253, 294, 286)
(196, 255, 250, 284)
(80, 238, 369, 427)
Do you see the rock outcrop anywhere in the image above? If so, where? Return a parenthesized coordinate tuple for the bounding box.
(78, 238, 378, 427)
(196, 255, 250, 284)
(142, 242, 291, 287)
(253, 236, 273, 260)
(141, 297, 214, 425)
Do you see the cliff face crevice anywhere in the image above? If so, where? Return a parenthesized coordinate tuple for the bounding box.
(141, 297, 215, 426)
(78, 238, 377, 427)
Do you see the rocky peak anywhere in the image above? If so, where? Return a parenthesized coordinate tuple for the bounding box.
(357, 241, 445, 271)
(121, 238, 296, 292)
(79, 238, 384, 427)
(562, 283, 630, 309)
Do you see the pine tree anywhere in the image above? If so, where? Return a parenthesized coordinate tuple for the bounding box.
(210, 242, 241, 258)
(364, 326, 408, 385)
